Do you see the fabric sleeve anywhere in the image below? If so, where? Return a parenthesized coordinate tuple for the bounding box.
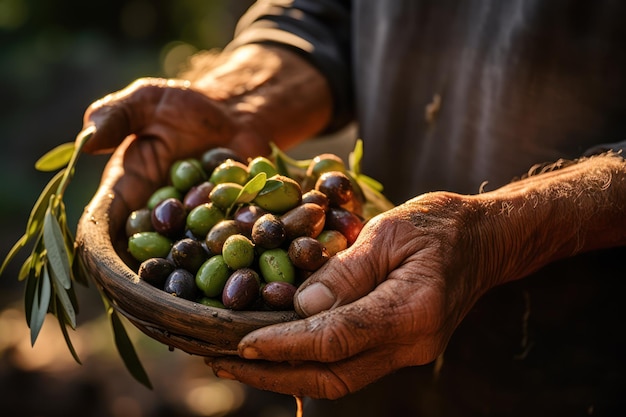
(225, 0, 354, 133)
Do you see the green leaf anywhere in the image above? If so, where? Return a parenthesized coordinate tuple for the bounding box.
(234, 172, 267, 205)
(357, 173, 384, 193)
(1, 234, 29, 276)
(49, 267, 76, 329)
(26, 170, 64, 238)
(53, 297, 81, 365)
(43, 208, 71, 290)
(18, 253, 35, 281)
(349, 138, 364, 177)
(257, 179, 284, 196)
(35, 142, 75, 172)
(109, 306, 152, 389)
(29, 266, 51, 346)
(71, 249, 90, 287)
(24, 269, 38, 325)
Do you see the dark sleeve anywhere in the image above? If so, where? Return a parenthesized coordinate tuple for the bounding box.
(583, 140, 626, 158)
(225, 0, 354, 133)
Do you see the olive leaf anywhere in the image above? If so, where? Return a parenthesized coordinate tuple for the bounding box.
(103, 295, 152, 389)
(35, 142, 76, 172)
(0, 125, 151, 386)
(349, 138, 364, 177)
(233, 172, 267, 205)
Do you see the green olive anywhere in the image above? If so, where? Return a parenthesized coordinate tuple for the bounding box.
(209, 159, 249, 185)
(128, 232, 173, 262)
(316, 230, 348, 256)
(205, 220, 242, 254)
(248, 156, 278, 179)
(147, 186, 182, 210)
(195, 255, 231, 297)
(170, 158, 206, 192)
(222, 234, 255, 270)
(209, 182, 244, 211)
(125, 208, 153, 237)
(186, 203, 225, 238)
(258, 248, 295, 284)
(197, 297, 226, 308)
(253, 175, 302, 213)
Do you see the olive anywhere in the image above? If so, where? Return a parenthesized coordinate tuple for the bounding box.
(170, 158, 206, 192)
(317, 230, 348, 256)
(151, 197, 187, 237)
(209, 159, 250, 186)
(258, 248, 295, 284)
(222, 268, 261, 310)
(247, 156, 278, 178)
(128, 232, 173, 262)
(147, 186, 182, 210)
(222, 234, 255, 270)
(315, 171, 354, 207)
(126, 208, 153, 237)
(251, 213, 286, 249)
(195, 254, 231, 297)
(183, 181, 215, 210)
(306, 153, 346, 179)
(201, 147, 244, 174)
(280, 203, 326, 241)
(171, 238, 208, 274)
(137, 257, 175, 288)
(209, 182, 244, 211)
(253, 174, 302, 213)
(232, 204, 269, 236)
(186, 203, 225, 238)
(301, 189, 330, 212)
(164, 269, 198, 300)
(325, 207, 364, 246)
(261, 281, 297, 310)
(197, 297, 225, 308)
(288, 236, 329, 271)
(205, 220, 242, 254)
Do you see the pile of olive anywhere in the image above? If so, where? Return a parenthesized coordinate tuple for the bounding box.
(125, 147, 366, 311)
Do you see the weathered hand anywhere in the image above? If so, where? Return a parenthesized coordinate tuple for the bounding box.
(209, 192, 491, 399)
(78, 77, 271, 211)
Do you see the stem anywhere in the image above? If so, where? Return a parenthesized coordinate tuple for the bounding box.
(55, 126, 95, 198)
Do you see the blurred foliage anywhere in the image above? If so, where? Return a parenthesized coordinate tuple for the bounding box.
(0, 0, 254, 292)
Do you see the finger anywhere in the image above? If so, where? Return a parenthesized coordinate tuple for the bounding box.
(81, 78, 173, 154)
(294, 213, 419, 317)
(237, 279, 428, 364)
(210, 345, 415, 400)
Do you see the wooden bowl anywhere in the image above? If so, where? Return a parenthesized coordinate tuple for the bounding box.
(75, 151, 299, 357)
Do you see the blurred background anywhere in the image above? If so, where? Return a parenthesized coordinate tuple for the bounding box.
(0, 1, 353, 416)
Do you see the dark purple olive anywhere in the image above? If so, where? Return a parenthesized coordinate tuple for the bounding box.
(233, 204, 269, 236)
(164, 269, 198, 300)
(261, 281, 297, 310)
(200, 147, 244, 175)
(288, 236, 329, 271)
(315, 171, 354, 207)
(183, 181, 215, 211)
(251, 213, 286, 249)
(222, 268, 261, 310)
(151, 198, 187, 238)
(137, 257, 175, 288)
(170, 238, 208, 274)
(325, 207, 364, 246)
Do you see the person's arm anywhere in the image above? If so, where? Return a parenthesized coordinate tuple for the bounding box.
(209, 152, 626, 399)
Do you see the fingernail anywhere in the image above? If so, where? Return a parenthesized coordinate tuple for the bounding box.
(216, 369, 236, 380)
(296, 282, 336, 316)
(242, 346, 260, 359)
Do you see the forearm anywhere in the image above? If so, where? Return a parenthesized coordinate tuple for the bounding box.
(188, 44, 333, 155)
(471, 153, 626, 286)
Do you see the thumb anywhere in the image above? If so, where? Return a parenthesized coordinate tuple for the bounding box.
(80, 78, 171, 154)
(294, 225, 391, 317)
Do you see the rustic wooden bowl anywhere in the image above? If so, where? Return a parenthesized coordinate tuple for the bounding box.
(75, 150, 299, 357)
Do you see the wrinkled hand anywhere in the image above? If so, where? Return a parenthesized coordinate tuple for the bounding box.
(79, 77, 268, 211)
(208, 192, 494, 399)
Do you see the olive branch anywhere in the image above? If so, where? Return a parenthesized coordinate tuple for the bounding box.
(0, 126, 152, 389)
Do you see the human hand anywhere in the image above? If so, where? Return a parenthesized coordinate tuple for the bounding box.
(208, 192, 495, 399)
(79, 76, 271, 212)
